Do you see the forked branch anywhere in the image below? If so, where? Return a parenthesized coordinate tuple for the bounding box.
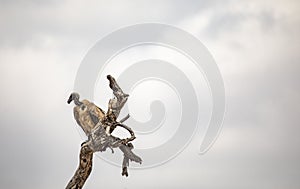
(66, 75, 142, 189)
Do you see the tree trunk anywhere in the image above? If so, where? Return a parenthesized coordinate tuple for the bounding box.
(66, 75, 142, 188)
(66, 143, 93, 189)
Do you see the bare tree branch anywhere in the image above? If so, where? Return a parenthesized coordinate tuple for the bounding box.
(66, 75, 142, 188)
(66, 143, 93, 189)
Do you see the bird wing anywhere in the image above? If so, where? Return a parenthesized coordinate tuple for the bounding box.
(87, 102, 106, 127)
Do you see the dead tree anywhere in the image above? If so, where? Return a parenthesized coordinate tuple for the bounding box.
(66, 75, 142, 189)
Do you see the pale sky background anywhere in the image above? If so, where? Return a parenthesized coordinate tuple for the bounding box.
(0, 0, 300, 188)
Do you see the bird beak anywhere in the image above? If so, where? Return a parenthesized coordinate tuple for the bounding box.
(67, 94, 73, 104)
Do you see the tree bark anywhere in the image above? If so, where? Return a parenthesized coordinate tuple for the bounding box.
(66, 143, 93, 189)
(66, 75, 141, 188)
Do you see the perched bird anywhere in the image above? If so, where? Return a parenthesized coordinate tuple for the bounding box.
(67, 92, 105, 136)
(66, 75, 142, 181)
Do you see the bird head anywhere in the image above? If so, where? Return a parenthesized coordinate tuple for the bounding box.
(67, 92, 80, 104)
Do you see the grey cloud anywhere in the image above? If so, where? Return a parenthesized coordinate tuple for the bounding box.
(0, 0, 300, 189)
(0, 0, 230, 48)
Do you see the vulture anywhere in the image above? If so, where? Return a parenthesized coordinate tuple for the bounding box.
(67, 75, 141, 179)
(67, 92, 106, 136)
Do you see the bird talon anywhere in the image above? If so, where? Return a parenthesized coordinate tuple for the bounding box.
(121, 139, 128, 145)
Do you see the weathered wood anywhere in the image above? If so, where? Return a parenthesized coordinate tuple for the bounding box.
(66, 143, 93, 189)
(66, 75, 142, 188)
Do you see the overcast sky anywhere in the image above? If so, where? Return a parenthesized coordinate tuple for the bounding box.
(0, 0, 300, 189)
